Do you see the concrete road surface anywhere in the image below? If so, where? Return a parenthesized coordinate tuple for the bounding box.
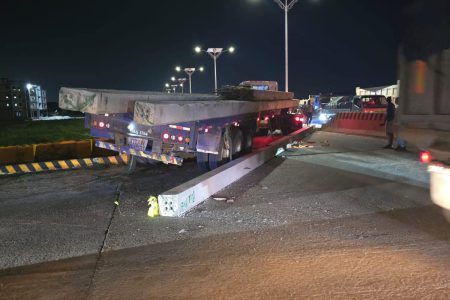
(1, 131, 449, 299)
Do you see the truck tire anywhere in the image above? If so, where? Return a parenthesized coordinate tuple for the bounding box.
(258, 128, 269, 136)
(231, 128, 243, 154)
(196, 152, 210, 171)
(242, 129, 254, 153)
(209, 130, 231, 170)
(127, 154, 137, 173)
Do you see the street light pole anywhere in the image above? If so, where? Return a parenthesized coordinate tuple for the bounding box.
(177, 78, 187, 94)
(195, 46, 235, 94)
(213, 55, 218, 92)
(176, 66, 204, 94)
(274, 0, 298, 92)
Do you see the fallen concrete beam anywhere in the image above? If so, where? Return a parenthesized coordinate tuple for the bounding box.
(158, 127, 314, 217)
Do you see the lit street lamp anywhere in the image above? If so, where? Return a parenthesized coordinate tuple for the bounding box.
(274, 0, 298, 92)
(195, 46, 235, 93)
(164, 83, 171, 93)
(175, 66, 205, 94)
(177, 78, 187, 94)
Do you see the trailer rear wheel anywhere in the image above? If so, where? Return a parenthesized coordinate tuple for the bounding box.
(209, 130, 231, 170)
(127, 154, 137, 173)
(196, 152, 210, 171)
(242, 129, 254, 153)
(232, 128, 243, 154)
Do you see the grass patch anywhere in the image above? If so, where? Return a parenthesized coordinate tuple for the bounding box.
(0, 119, 91, 146)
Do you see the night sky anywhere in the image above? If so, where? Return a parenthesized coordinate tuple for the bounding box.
(1, 0, 406, 101)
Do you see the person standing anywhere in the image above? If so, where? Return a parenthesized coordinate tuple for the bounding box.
(380, 97, 396, 148)
(305, 100, 314, 126)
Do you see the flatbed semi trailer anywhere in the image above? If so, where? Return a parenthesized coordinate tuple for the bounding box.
(59, 81, 303, 170)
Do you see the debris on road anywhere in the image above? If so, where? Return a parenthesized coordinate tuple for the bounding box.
(213, 197, 228, 201)
(178, 229, 187, 234)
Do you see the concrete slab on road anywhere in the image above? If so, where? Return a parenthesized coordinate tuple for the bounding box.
(1, 131, 450, 299)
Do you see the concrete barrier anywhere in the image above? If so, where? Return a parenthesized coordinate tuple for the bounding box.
(0, 145, 34, 165)
(325, 112, 386, 137)
(34, 140, 92, 161)
(158, 126, 314, 217)
(0, 139, 118, 165)
(0, 154, 128, 176)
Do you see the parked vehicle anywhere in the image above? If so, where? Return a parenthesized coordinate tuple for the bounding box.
(353, 95, 388, 113)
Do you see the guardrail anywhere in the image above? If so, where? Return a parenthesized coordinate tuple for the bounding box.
(324, 112, 386, 137)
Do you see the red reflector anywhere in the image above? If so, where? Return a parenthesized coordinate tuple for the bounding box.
(177, 136, 184, 142)
(420, 151, 432, 164)
(162, 133, 169, 140)
(99, 121, 105, 128)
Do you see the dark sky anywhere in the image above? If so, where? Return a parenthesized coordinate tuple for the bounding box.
(0, 0, 405, 101)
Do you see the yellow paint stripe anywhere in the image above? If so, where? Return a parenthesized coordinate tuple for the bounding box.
(6, 166, 16, 173)
(59, 161, 69, 169)
(45, 162, 56, 170)
(71, 160, 81, 168)
(109, 156, 118, 164)
(32, 163, 43, 172)
(19, 164, 31, 173)
(83, 158, 93, 166)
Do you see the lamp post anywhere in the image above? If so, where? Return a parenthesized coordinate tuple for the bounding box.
(164, 83, 171, 93)
(195, 46, 235, 94)
(274, 0, 298, 92)
(175, 66, 204, 94)
(177, 78, 187, 94)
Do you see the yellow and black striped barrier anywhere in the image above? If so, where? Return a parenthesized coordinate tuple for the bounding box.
(0, 155, 128, 176)
(96, 140, 183, 166)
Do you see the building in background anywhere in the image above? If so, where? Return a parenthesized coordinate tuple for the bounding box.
(0, 78, 47, 121)
(26, 83, 47, 119)
(356, 80, 400, 103)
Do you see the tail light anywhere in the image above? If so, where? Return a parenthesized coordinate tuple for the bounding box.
(264, 116, 270, 121)
(295, 116, 301, 122)
(99, 121, 105, 128)
(177, 136, 184, 143)
(162, 133, 169, 140)
(204, 128, 209, 133)
(257, 117, 260, 122)
(420, 151, 432, 164)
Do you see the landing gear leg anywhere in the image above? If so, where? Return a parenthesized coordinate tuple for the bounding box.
(127, 154, 137, 173)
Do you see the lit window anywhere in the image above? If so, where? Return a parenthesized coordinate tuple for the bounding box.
(13, 96, 17, 99)
(5, 96, 8, 99)
(6, 103, 9, 107)
(14, 103, 17, 107)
